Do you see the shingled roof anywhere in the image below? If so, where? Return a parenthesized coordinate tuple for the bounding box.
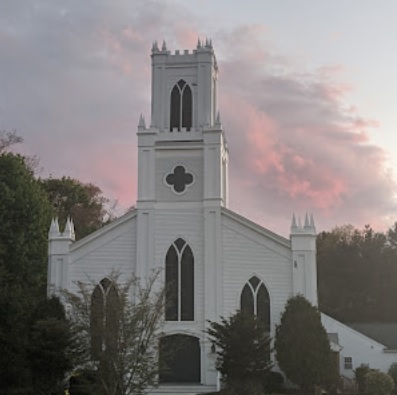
(347, 323, 397, 350)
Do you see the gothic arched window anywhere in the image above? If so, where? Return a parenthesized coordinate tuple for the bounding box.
(240, 276, 270, 331)
(170, 80, 192, 131)
(90, 278, 120, 358)
(165, 238, 194, 321)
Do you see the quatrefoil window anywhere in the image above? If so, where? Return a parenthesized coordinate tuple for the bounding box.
(165, 165, 194, 194)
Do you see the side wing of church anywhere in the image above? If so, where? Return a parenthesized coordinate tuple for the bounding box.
(48, 40, 397, 393)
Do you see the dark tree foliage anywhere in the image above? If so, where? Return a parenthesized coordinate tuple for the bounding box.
(0, 153, 55, 393)
(41, 176, 113, 240)
(207, 311, 272, 388)
(64, 271, 165, 395)
(317, 224, 397, 322)
(275, 295, 338, 395)
(27, 297, 74, 394)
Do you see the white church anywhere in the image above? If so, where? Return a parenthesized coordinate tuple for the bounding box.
(48, 40, 397, 394)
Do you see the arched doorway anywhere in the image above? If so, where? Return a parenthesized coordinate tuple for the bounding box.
(159, 334, 200, 383)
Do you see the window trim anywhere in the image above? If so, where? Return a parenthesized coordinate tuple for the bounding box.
(240, 275, 270, 330)
(344, 357, 353, 370)
(165, 238, 195, 322)
(169, 79, 193, 131)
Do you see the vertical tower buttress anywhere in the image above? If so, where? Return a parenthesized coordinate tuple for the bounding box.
(290, 213, 318, 306)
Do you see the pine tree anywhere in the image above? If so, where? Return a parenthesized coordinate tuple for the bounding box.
(275, 295, 339, 395)
(207, 311, 272, 390)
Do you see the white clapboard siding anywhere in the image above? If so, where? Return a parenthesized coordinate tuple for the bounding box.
(221, 211, 292, 334)
(68, 214, 137, 293)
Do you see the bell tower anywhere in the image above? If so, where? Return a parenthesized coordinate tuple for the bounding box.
(136, 40, 228, 210)
(150, 38, 218, 132)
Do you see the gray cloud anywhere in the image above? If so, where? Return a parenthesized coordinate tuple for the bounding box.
(0, 0, 395, 234)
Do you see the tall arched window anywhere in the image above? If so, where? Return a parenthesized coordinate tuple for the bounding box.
(165, 238, 194, 321)
(170, 80, 192, 131)
(240, 276, 270, 331)
(90, 278, 120, 358)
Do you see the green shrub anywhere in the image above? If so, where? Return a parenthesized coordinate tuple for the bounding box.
(355, 364, 371, 394)
(365, 370, 394, 395)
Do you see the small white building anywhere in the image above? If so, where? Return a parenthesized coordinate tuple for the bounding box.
(48, 40, 397, 394)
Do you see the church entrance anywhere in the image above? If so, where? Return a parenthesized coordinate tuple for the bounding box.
(159, 334, 201, 383)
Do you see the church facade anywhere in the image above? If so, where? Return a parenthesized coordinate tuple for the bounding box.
(48, 40, 397, 393)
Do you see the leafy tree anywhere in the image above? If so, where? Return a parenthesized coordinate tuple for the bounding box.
(365, 370, 394, 395)
(207, 311, 272, 392)
(388, 363, 397, 395)
(41, 176, 115, 240)
(275, 295, 338, 395)
(355, 364, 372, 394)
(317, 224, 397, 322)
(0, 153, 53, 393)
(64, 271, 165, 395)
(0, 129, 23, 152)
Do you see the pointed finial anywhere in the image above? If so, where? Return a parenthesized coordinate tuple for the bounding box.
(70, 218, 76, 241)
(291, 213, 297, 229)
(197, 38, 202, 49)
(205, 38, 209, 48)
(209, 38, 213, 49)
(162, 40, 167, 51)
(215, 111, 222, 128)
(304, 213, 310, 229)
(138, 114, 146, 130)
(49, 218, 60, 237)
(152, 40, 159, 52)
(64, 216, 75, 240)
(310, 213, 316, 232)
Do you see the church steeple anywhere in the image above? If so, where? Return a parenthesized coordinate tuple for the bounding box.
(136, 41, 228, 209)
(149, 39, 218, 133)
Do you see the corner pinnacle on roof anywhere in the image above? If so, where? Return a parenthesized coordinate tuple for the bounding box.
(215, 111, 222, 128)
(290, 213, 316, 235)
(138, 114, 146, 130)
(64, 216, 75, 241)
(49, 217, 60, 237)
(291, 213, 297, 230)
(152, 40, 159, 52)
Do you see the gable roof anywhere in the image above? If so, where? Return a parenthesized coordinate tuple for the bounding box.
(346, 323, 397, 350)
(221, 207, 291, 248)
(70, 209, 137, 251)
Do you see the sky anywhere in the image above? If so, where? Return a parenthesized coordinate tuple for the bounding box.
(1, 0, 396, 237)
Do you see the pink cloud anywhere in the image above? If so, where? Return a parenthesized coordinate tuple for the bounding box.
(1, 0, 395, 235)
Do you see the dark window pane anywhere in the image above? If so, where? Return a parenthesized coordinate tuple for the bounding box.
(257, 284, 270, 330)
(181, 245, 194, 321)
(249, 276, 260, 290)
(105, 284, 120, 353)
(174, 238, 186, 252)
(178, 79, 186, 89)
(182, 84, 192, 131)
(240, 284, 254, 316)
(90, 285, 104, 358)
(170, 85, 181, 131)
(100, 277, 111, 292)
(165, 245, 178, 320)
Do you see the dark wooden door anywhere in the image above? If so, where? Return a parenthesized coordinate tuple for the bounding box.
(159, 334, 201, 383)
